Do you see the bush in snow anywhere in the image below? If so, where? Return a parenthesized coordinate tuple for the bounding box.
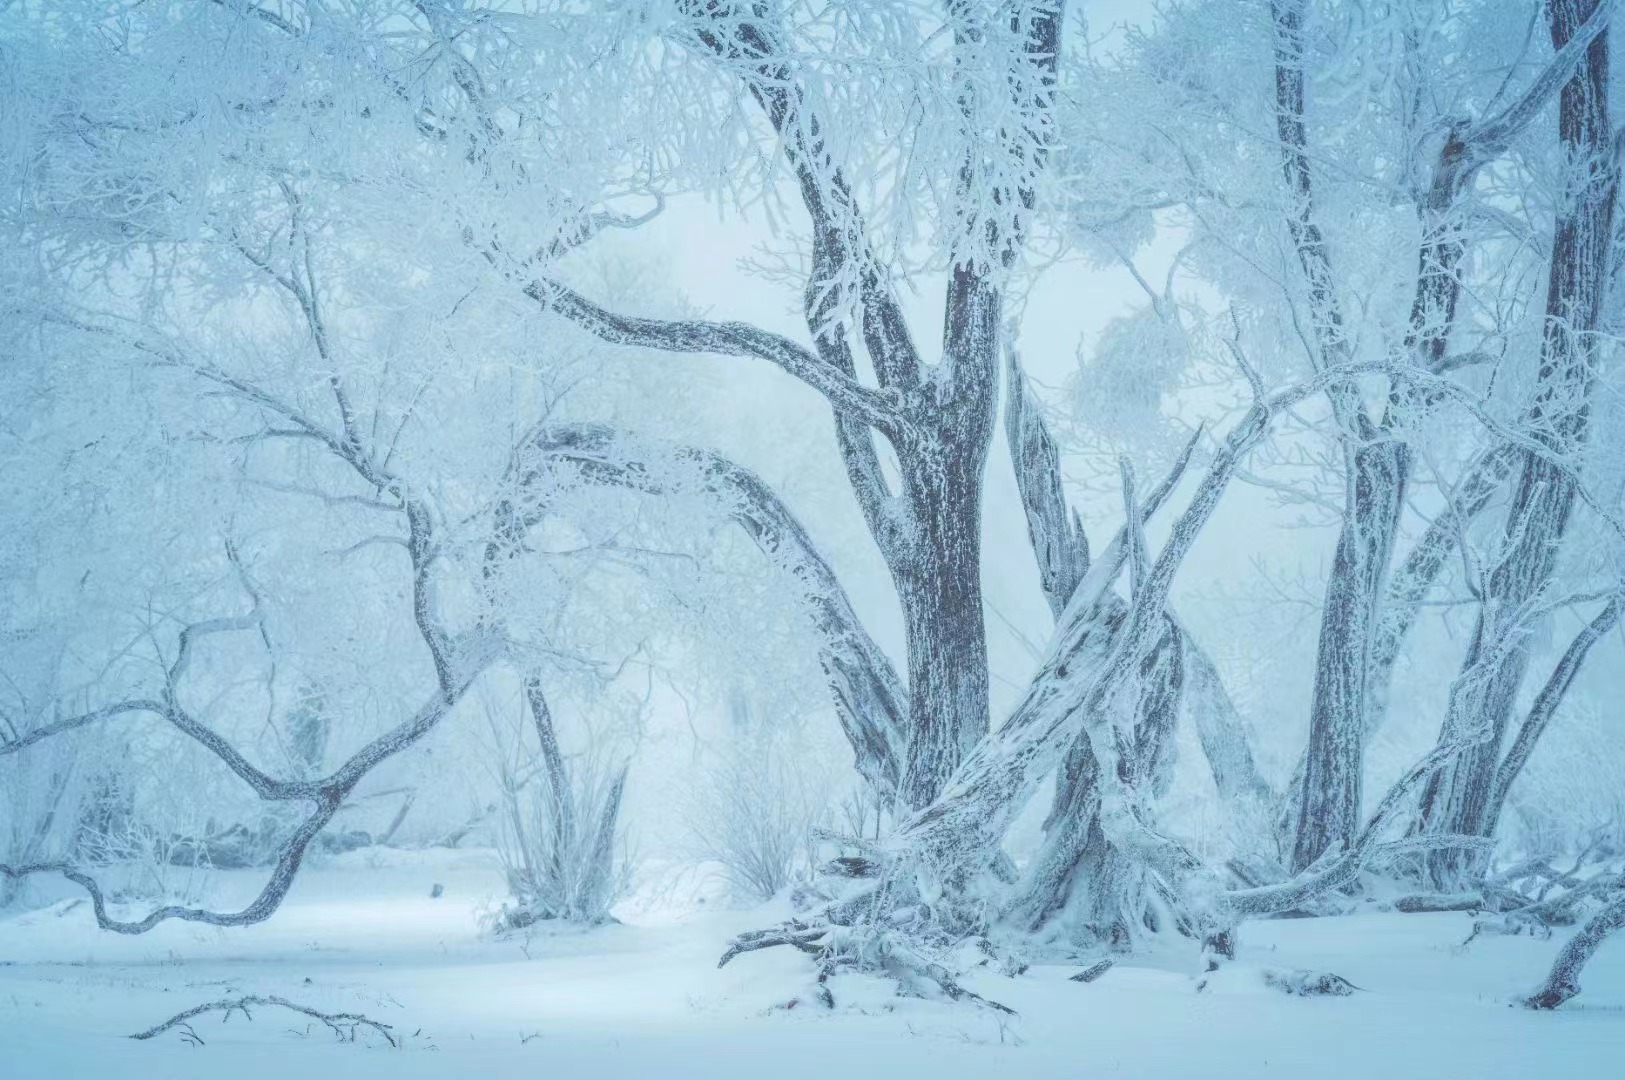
(683, 732, 831, 904)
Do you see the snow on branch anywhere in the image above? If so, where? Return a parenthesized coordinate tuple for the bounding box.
(1005, 345, 1088, 619)
(527, 278, 900, 432)
(130, 994, 398, 1047)
(669, 0, 925, 389)
(0, 332, 497, 935)
(1525, 888, 1625, 1009)
(1456, 0, 1621, 168)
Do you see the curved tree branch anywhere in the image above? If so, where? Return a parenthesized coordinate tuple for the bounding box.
(511, 422, 906, 800)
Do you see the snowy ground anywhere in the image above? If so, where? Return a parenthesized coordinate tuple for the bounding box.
(2, 849, 1621, 1078)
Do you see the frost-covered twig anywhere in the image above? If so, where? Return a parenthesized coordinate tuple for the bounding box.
(130, 995, 398, 1047)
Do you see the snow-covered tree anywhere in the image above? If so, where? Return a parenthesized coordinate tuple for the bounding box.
(4, 0, 1625, 1011)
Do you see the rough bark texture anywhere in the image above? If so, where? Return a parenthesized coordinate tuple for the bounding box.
(1290, 442, 1407, 871)
(1003, 365, 1228, 946)
(1272, 0, 1408, 869)
(904, 383, 1286, 889)
(1006, 350, 1089, 620)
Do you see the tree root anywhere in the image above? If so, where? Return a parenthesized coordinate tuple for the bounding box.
(717, 922, 831, 968)
(130, 995, 398, 1047)
(719, 917, 1016, 1015)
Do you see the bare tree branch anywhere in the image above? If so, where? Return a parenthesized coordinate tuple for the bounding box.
(130, 994, 398, 1047)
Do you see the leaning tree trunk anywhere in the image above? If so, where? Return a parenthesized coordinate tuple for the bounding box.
(1524, 887, 1625, 1009)
(1413, 0, 1617, 889)
(1003, 606, 1185, 946)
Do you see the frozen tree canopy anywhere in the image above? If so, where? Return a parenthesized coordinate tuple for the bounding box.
(2, 1, 1625, 1075)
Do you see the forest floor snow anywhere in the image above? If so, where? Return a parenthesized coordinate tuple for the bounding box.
(1, 848, 1621, 1078)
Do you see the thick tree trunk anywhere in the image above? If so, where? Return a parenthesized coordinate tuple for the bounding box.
(1271, 0, 1554, 869)
(894, 426, 995, 810)
(547, 5, 1069, 821)
(1411, 472, 1584, 885)
(1272, 0, 1412, 869)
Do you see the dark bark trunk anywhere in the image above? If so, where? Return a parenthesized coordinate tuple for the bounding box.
(1273, 0, 1408, 869)
(523, 677, 576, 874)
(892, 269, 1000, 808)
(674, 6, 1070, 812)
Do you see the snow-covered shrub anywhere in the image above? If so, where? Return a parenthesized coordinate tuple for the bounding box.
(493, 754, 631, 929)
(0, 736, 87, 910)
(683, 737, 831, 903)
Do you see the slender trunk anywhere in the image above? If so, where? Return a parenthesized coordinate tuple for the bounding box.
(1273, 0, 1409, 868)
(1291, 441, 1408, 869)
(523, 677, 576, 860)
(1272, 0, 1501, 868)
(1412, 468, 1586, 883)
(1364, 448, 1518, 733)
